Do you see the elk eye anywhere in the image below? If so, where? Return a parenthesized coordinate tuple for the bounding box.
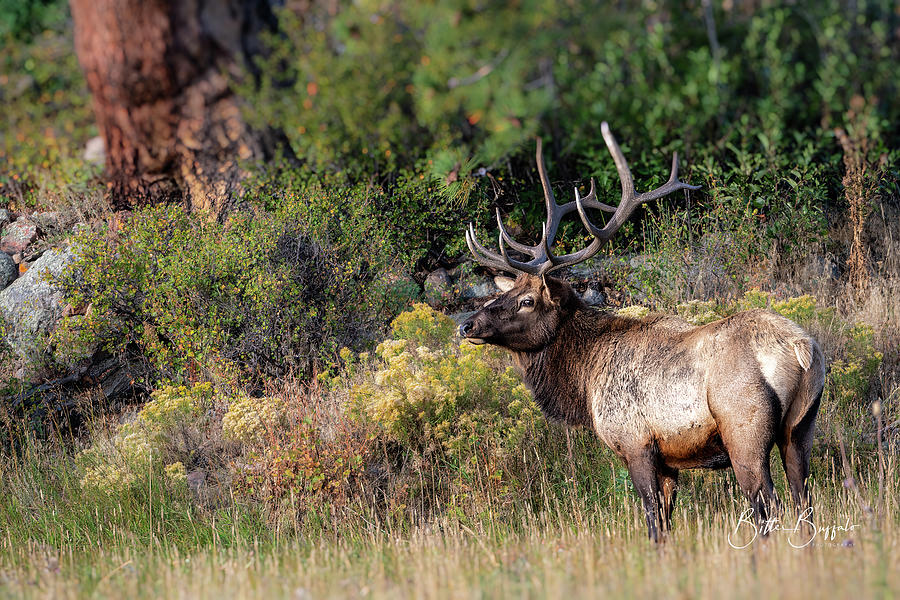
(519, 297, 534, 309)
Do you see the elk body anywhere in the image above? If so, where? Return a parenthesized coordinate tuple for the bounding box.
(459, 124, 825, 541)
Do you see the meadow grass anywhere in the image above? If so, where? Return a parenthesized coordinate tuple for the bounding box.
(0, 428, 896, 599)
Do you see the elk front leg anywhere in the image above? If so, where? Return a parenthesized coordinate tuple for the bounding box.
(626, 448, 663, 542)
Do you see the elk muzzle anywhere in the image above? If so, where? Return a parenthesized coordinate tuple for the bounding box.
(459, 315, 489, 344)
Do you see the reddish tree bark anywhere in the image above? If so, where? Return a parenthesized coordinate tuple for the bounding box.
(70, 0, 282, 215)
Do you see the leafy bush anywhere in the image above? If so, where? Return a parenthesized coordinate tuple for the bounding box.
(56, 199, 416, 384)
(243, 0, 899, 273)
(1, 4, 99, 207)
(829, 324, 883, 407)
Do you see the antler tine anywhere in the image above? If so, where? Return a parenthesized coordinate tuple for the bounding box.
(535, 138, 564, 248)
(576, 178, 618, 213)
(535, 138, 556, 219)
(500, 226, 543, 274)
(468, 221, 543, 275)
(464, 125, 700, 276)
(574, 122, 701, 241)
(496, 207, 535, 256)
(601, 121, 636, 204)
(466, 223, 514, 272)
(631, 151, 702, 204)
(538, 140, 616, 246)
(549, 123, 701, 271)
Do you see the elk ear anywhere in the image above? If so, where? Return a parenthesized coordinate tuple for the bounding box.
(494, 276, 516, 293)
(540, 275, 558, 306)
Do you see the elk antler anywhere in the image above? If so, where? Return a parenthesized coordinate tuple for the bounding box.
(465, 122, 701, 276)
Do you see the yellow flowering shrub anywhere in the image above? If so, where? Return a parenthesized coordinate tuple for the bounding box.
(164, 461, 187, 487)
(351, 304, 541, 463)
(137, 383, 211, 437)
(772, 295, 818, 325)
(616, 305, 650, 319)
(80, 383, 212, 495)
(739, 288, 772, 310)
(389, 303, 458, 347)
(222, 396, 282, 445)
(676, 300, 722, 325)
(829, 323, 883, 405)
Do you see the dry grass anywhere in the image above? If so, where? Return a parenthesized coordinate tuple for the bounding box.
(1, 397, 897, 600)
(0, 458, 897, 599)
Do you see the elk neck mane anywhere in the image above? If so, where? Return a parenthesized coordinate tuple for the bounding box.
(509, 304, 633, 429)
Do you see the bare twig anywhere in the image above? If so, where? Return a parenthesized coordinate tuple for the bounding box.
(838, 430, 874, 517)
(448, 49, 510, 89)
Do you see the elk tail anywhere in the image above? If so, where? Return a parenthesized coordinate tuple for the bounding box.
(791, 338, 813, 371)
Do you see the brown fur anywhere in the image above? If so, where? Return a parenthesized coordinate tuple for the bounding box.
(460, 274, 826, 542)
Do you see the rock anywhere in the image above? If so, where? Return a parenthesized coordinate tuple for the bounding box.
(83, 136, 106, 164)
(628, 254, 651, 270)
(581, 287, 605, 306)
(568, 257, 618, 277)
(33, 212, 60, 231)
(186, 469, 207, 493)
(459, 276, 496, 299)
(423, 268, 453, 306)
(425, 267, 452, 288)
(0, 209, 10, 227)
(800, 254, 840, 282)
(1, 218, 40, 255)
(0, 247, 75, 360)
(11, 252, 22, 264)
(0, 253, 15, 289)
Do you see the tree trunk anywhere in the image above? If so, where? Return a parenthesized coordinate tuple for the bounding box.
(70, 0, 282, 215)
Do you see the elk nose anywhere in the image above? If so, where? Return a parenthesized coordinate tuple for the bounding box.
(459, 321, 474, 337)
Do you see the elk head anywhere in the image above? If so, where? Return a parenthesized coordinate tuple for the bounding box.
(459, 274, 583, 351)
(460, 122, 700, 351)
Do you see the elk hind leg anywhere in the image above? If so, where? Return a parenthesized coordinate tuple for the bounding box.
(779, 387, 823, 512)
(717, 396, 782, 527)
(657, 465, 679, 532)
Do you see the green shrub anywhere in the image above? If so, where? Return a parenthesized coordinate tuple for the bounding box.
(1, 7, 99, 206)
(56, 200, 415, 384)
(829, 324, 883, 407)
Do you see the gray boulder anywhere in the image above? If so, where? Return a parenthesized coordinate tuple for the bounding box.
(0, 247, 75, 360)
(581, 287, 605, 306)
(458, 276, 496, 299)
(423, 267, 453, 306)
(0, 253, 15, 289)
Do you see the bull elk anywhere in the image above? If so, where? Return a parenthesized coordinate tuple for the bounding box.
(459, 123, 825, 541)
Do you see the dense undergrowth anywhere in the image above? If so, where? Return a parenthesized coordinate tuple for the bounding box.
(1, 297, 898, 597)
